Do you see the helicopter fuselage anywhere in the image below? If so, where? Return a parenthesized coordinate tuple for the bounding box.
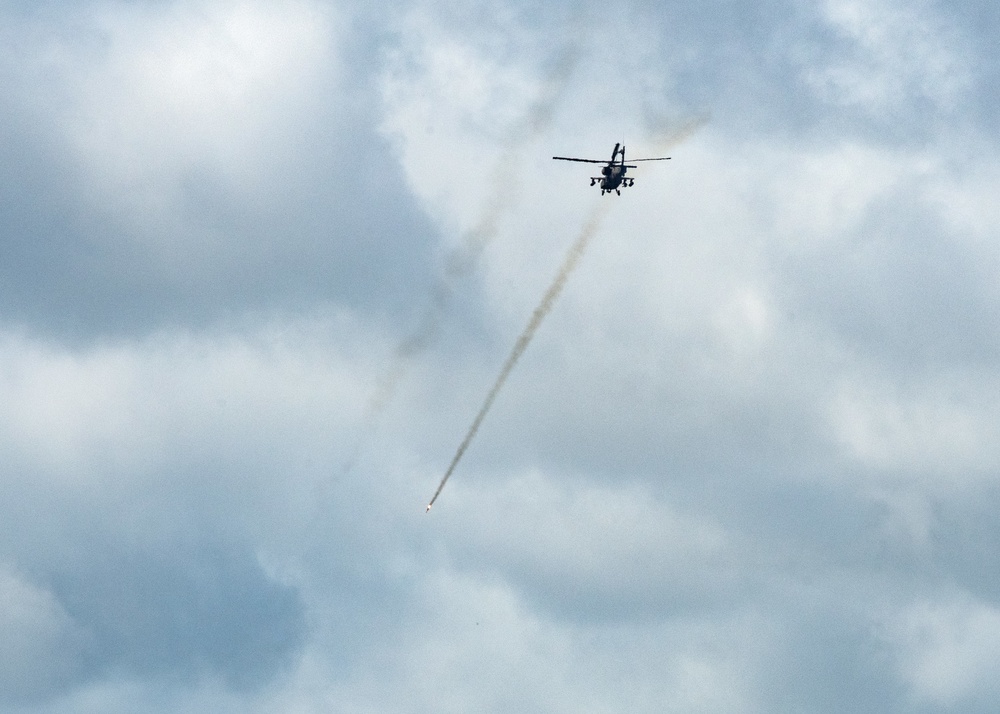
(593, 164, 628, 192)
(554, 141, 666, 195)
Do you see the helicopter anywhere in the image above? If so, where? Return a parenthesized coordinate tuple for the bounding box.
(552, 142, 671, 195)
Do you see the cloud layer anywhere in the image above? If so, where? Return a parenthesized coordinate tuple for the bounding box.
(3, 0, 1000, 711)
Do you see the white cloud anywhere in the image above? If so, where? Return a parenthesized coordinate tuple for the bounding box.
(0, 566, 89, 703)
(927, 155, 1000, 246)
(5, 0, 341, 267)
(438, 471, 740, 615)
(379, 5, 544, 235)
(69, 0, 337, 183)
(3, 0, 1000, 711)
(827, 373, 1000, 485)
(891, 595, 1000, 705)
(0, 315, 370, 500)
(800, 0, 970, 112)
(308, 567, 766, 714)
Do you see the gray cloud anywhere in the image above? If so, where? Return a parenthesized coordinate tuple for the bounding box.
(51, 542, 305, 690)
(0, 0, 437, 341)
(3, 0, 1000, 711)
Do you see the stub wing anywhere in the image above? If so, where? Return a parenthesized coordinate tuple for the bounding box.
(552, 156, 607, 163)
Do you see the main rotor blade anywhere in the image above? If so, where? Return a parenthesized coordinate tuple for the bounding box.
(552, 156, 606, 163)
(627, 157, 671, 162)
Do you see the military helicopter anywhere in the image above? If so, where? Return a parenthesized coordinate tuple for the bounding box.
(552, 142, 671, 195)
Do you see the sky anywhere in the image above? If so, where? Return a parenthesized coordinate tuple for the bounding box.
(2, 0, 1000, 711)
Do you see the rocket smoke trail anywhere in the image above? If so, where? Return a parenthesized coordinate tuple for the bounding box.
(342, 43, 582, 475)
(427, 200, 612, 511)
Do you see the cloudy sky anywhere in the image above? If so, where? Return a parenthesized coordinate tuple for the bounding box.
(2, 0, 1000, 711)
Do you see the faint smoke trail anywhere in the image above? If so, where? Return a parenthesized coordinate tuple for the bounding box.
(343, 42, 582, 475)
(647, 113, 711, 154)
(448, 44, 581, 278)
(427, 200, 612, 511)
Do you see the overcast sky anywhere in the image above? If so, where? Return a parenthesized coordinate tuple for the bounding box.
(3, 0, 1000, 711)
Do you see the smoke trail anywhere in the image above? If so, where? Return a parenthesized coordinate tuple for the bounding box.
(646, 113, 711, 154)
(448, 44, 581, 278)
(343, 42, 583, 475)
(427, 200, 612, 511)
